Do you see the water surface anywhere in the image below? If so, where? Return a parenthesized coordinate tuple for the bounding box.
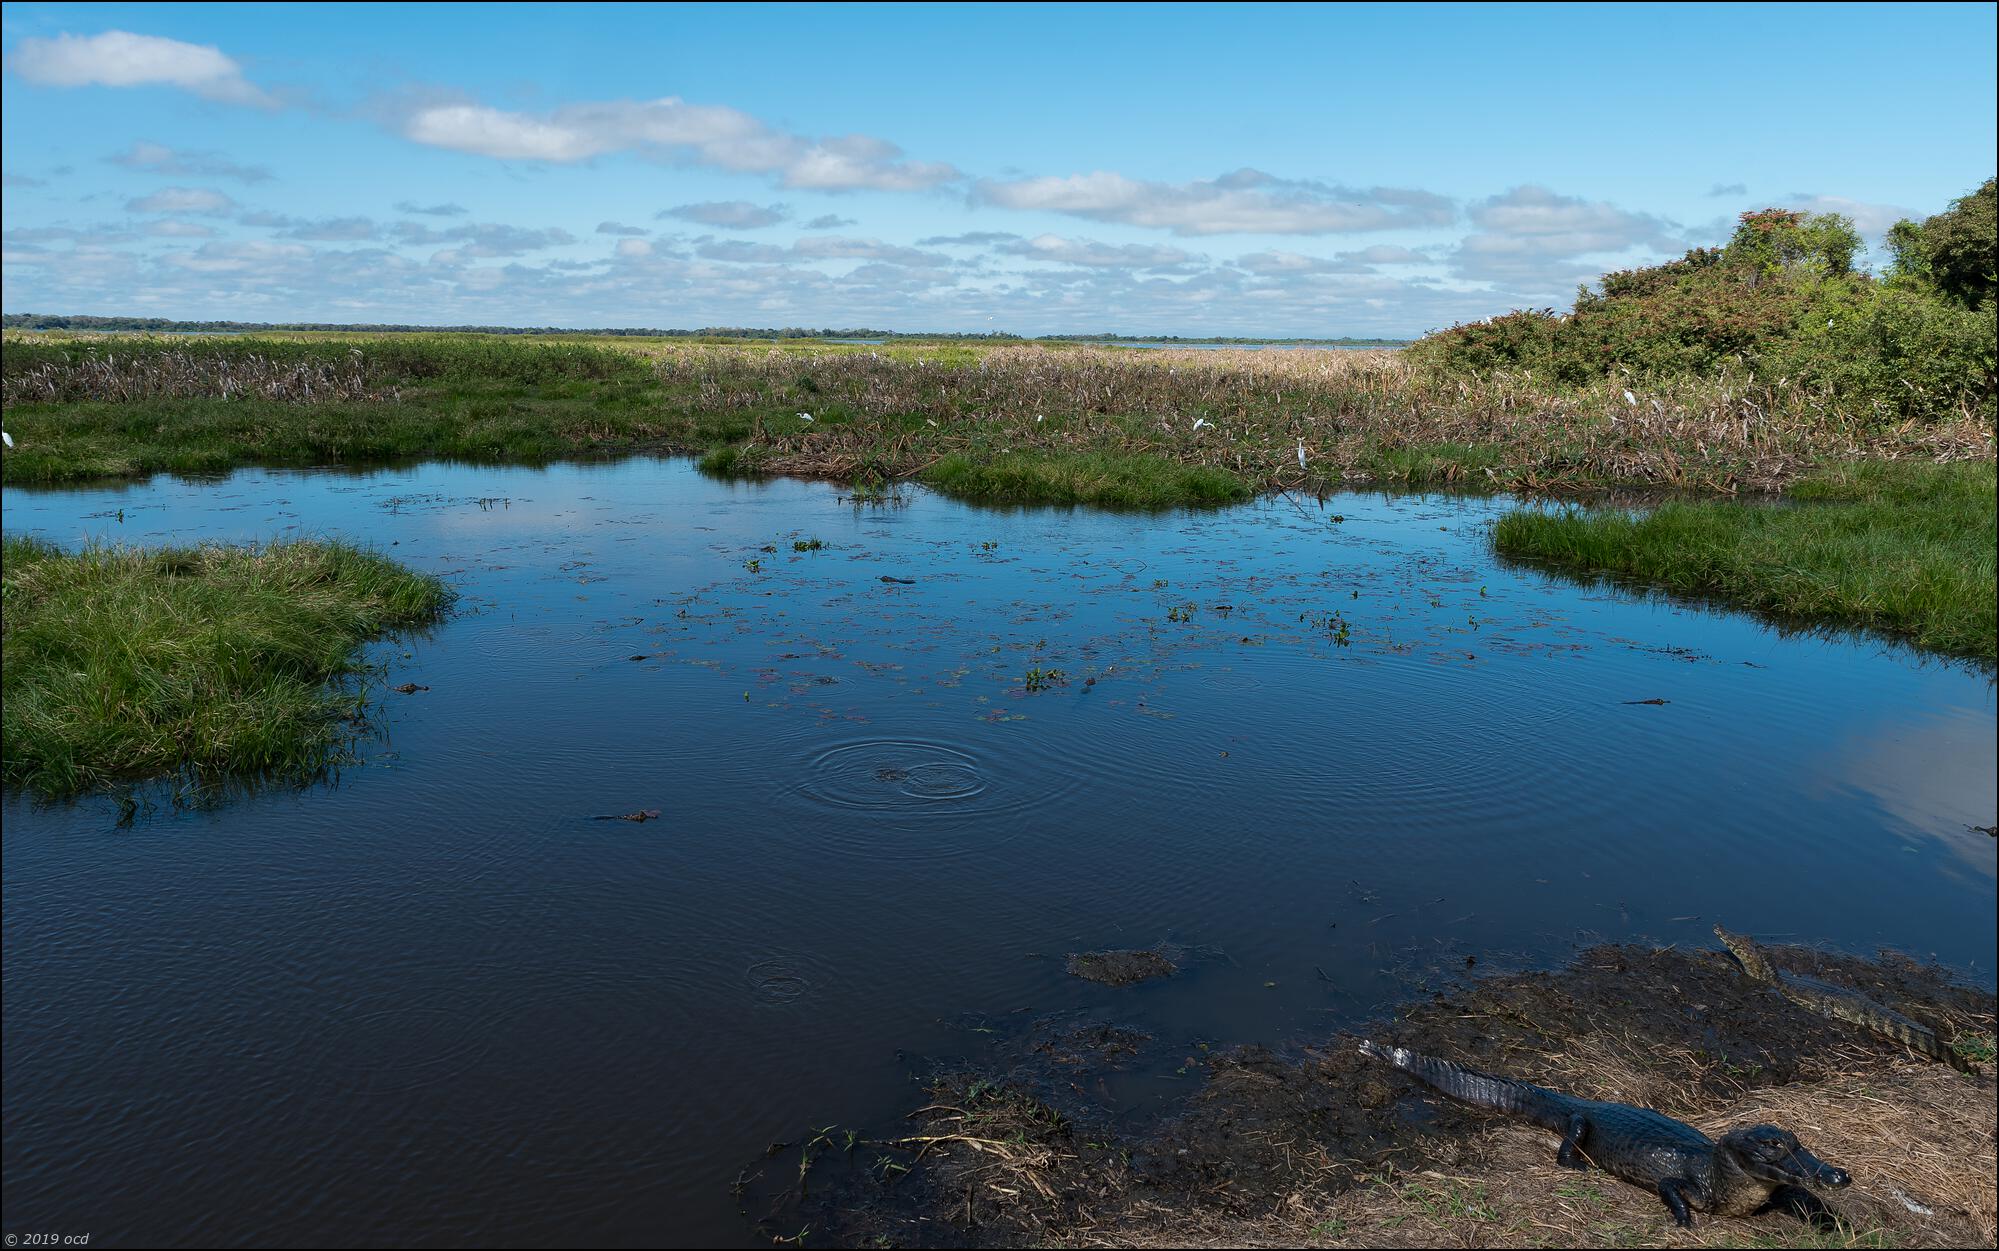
(4, 458, 1992, 1247)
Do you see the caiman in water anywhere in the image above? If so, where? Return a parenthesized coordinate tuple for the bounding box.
(1713, 925, 1975, 1073)
(1359, 1040, 1851, 1227)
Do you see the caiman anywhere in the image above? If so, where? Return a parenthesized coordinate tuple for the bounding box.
(1358, 1040, 1851, 1227)
(1714, 925, 1975, 1073)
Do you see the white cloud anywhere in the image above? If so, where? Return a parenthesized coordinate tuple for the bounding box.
(1780, 193, 1917, 237)
(596, 221, 649, 236)
(6, 30, 275, 108)
(390, 221, 576, 256)
(394, 200, 468, 217)
(396, 96, 961, 191)
(660, 200, 788, 229)
(279, 217, 379, 242)
(141, 219, 219, 238)
(1450, 186, 1683, 292)
(108, 141, 271, 182)
(126, 186, 239, 216)
(790, 235, 949, 267)
(999, 233, 1196, 269)
(615, 238, 653, 258)
(973, 168, 1454, 236)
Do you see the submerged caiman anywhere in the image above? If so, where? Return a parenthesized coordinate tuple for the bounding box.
(1714, 925, 1976, 1073)
(1358, 1040, 1851, 1228)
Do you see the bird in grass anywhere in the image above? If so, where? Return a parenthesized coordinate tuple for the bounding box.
(1297, 439, 1308, 470)
(1, 431, 12, 448)
(796, 412, 814, 422)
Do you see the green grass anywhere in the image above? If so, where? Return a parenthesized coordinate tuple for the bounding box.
(919, 451, 1251, 508)
(11, 331, 1986, 510)
(2, 536, 452, 796)
(1493, 460, 1997, 659)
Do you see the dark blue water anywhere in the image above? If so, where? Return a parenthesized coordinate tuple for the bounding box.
(4, 458, 1993, 1247)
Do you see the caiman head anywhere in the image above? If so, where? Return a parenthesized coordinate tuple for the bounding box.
(1719, 1124, 1852, 1190)
(1714, 924, 1778, 982)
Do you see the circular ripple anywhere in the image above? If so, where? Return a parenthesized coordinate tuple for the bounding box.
(774, 735, 1082, 861)
(745, 954, 816, 1005)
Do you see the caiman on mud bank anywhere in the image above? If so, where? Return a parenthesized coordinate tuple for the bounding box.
(1359, 1040, 1852, 1228)
(1715, 924, 1978, 1072)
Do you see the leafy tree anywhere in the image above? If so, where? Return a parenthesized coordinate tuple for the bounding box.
(1888, 177, 1997, 309)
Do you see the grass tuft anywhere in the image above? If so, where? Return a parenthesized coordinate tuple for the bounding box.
(921, 451, 1251, 508)
(1, 536, 452, 796)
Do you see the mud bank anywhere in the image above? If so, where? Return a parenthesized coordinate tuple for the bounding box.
(740, 941, 1997, 1248)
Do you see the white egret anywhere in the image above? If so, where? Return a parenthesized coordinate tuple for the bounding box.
(1622, 389, 1637, 406)
(1192, 418, 1212, 432)
(1, 431, 12, 449)
(796, 412, 814, 422)
(1297, 439, 1308, 470)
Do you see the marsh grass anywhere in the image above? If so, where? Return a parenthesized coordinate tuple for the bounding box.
(6, 335, 1991, 504)
(1493, 460, 1998, 659)
(1, 536, 452, 796)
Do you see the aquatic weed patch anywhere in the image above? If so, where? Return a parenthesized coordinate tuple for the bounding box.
(1, 536, 452, 796)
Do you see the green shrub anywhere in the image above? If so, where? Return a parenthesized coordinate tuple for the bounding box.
(1416, 188, 1997, 423)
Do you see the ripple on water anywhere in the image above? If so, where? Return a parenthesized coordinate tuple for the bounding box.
(772, 734, 1081, 861)
(744, 953, 820, 1005)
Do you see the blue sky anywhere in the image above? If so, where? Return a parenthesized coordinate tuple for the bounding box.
(3, 2, 1993, 335)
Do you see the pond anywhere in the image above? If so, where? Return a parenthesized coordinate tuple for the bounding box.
(3, 457, 1993, 1247)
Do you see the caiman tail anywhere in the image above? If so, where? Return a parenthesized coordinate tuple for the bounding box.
(1358, 1040, 1572, 1132)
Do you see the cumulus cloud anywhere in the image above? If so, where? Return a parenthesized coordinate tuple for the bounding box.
(3, 220, 1503, 338)
(278, 216, 379, 242)
(6, 30, 276, 107)
(390, 221, 576, 256)
(596, 221, 649, 236)
(107, 141, 270, 182)
(140, 219, 219, 238)
(973, 168, 1454, 236)
(998, 233, 1196, 269)
(660, 200, 788, 229)
(691, 234, 950, 268)
(695, 239, 787, 264)
(1234, 250, 1376, 276)
(801, 214, 857, 230)
(1780, 193, 1917, 236)
(394, 199, 468, 216)
(396, 96, 962, 191)
(1450, 186, 1682, 291)
(614, 238, 653, 258)
(126, 186, 238, 215)
(917, 231, 1022, 246)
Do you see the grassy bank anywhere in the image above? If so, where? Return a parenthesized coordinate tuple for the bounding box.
(1, 537, 451, 796)
(4, 334, 1991, 505)
(1495, 460, 1998, 660)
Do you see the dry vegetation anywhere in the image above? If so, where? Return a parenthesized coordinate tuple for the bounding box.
(654, 343, 1994, 496)
(744, 943, 1997, 1250)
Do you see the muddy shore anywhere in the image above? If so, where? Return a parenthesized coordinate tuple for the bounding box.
(739, 940, 1997, 1248)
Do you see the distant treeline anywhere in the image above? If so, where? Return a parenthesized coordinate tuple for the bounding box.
(0, 314, 1408, 345)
